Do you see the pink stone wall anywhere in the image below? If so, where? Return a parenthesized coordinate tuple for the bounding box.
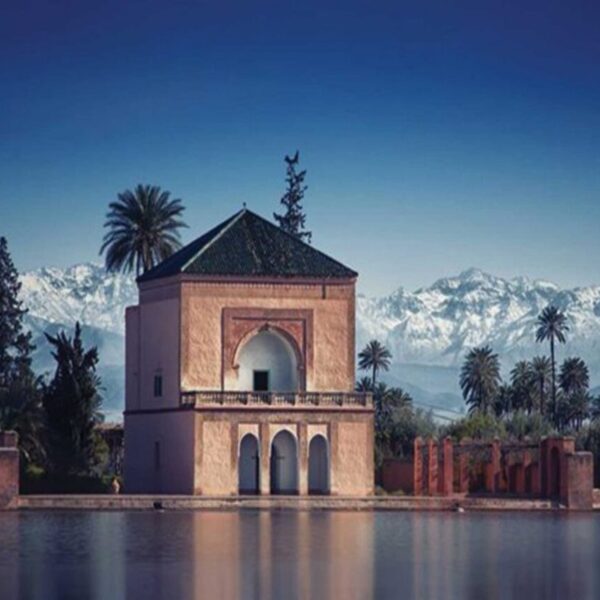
(126, 281, 181, 412)
(125, 306, 140, 411)
(193, 409, 373, 496)
(124, 411, 196, 494)
(0, 432, 19, 509)
(179, 280, 356, 393)
(125, 275, 372, 496)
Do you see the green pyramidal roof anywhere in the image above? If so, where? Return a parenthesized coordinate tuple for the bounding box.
(137, 209, 357, 283)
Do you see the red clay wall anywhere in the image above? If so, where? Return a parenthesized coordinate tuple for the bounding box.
(564, 452, 594, 510)
(0, 431, 19, 509)
(382, 459, 414, 493)
(385, 436, 594, 510)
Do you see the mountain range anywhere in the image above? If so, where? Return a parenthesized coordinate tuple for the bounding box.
(19, 263, 600, 420)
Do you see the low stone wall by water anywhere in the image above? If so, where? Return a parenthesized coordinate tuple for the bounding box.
(0, 431, 19, 509)
(382, 436, 595, 510)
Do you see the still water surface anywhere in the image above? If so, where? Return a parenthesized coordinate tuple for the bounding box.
(0, 510, 599, 600)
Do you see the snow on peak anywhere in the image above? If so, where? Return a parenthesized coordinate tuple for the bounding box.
(357, 269, 600, 378)
(20, 262, 137, 334)
(17, 262, 600, 386)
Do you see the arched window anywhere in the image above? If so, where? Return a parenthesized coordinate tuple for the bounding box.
(236, 330, 299, 392)
(308, 435, 329, 494)
(238, 434, 260, 494)
(270, 430, 298, 494)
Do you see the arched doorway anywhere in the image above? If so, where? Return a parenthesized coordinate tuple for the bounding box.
(308, 435, 329, 495)
(236, 330, 299, 392)
(238, 434, 260, 494)
(549, 447, 561, 498)
(270, 430, 298, 494)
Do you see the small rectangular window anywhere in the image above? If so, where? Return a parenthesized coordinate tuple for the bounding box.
(253, 370, 269, 392)
(153, 374, 163, 397)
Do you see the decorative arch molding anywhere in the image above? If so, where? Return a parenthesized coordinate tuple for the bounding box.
(232, 325, 303, 372)
(222, 307, 313, 390)
(268, 424, 298, 456)
(237, 424, 260, 456)
(307, 424, 329, 445)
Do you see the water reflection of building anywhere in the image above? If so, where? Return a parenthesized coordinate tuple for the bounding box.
(184, 511, 375, 600)
(124, 209, 374, 496)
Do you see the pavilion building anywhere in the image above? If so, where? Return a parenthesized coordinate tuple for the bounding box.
(123, 208, 374, 495)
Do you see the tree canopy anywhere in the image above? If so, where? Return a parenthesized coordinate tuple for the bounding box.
(273, 151, 311, 243)
(100, 184, 187, 276)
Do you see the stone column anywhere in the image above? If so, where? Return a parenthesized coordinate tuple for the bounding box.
(458, 438, 471, 494)
(427, 439, 438, 496)
(486, 439, 500, 493)
(0, 431, 19, 509)
(260, 422, 271, 495)
(413, 437, 423, 495)
(439, 437, 454, 496)
(522, 448, 532, 494)
(298, 423, 308, 496)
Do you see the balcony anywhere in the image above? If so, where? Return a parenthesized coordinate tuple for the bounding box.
(180, 390, 373, 409)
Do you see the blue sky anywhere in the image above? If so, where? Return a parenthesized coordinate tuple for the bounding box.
(1, 0, 599, 295)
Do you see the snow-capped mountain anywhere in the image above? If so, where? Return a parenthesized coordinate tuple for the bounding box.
(18, 263, 600, 419)
(20, 263, 136, 336)
(357, 268, 600, 376)
(19, 264, 137, 420)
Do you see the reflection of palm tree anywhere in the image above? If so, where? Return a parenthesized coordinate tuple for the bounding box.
(460, 346, 501, 414)
(358, 340, 392, 388)
(531, 356, 552, 416)
(536, 305, 569, 423)
(100, 184, 187, 276)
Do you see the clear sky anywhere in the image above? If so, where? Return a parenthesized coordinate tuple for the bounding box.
(1, 1, 599, 296)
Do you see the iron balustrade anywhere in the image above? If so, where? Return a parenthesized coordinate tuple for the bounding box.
(180, 390, 373, 409)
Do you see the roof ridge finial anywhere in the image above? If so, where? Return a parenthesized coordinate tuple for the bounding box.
(242, 201, 247, 210)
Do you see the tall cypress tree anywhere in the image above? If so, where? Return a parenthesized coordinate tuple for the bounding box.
(0, 236, 34, 388)
(0, 238, 43, 467)
(43, 322, 103, 475)
(273, 151, 312, 243)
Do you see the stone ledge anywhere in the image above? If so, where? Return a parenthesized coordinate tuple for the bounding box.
(13, 494, 588, 512)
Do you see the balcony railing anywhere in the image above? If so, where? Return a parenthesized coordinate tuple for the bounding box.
(180, 390, 373, 409)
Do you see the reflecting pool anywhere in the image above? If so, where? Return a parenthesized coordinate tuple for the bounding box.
(0, 510, 599, 599)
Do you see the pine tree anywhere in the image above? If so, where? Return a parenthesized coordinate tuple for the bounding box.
(43, 322, 103, 475)
(0, 237, 43, 467)
(0, 236, 34, 388)
(273, 151, 312, 243)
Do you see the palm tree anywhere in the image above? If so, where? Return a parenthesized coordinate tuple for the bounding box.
(557, 358, 590, 431)
(531, 356, 552, 416)
(535, 305, 569, 422)
(358, 340, 392, 388)
(386, 386, 413, 411)
(460, 346, 501, 414)
(100, 184, 187, 276)
(558, 357, 589, 395)
(590, 395, 600, 422)
(355, 376, 373, 392)
(494, 383, 513, 417)
(510, 361, 536, 414)
(558, 390, 590, 431)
